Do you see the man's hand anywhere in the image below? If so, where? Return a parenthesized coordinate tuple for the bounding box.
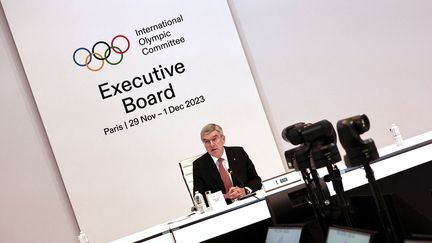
(224, 186, 246, 199)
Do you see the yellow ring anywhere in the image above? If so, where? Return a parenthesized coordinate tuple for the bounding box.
(85, 52, 104, 72)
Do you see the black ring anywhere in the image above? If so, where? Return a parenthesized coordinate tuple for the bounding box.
(92, 41, 111, 61)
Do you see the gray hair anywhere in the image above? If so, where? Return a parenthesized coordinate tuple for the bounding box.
(200, 123, 224, 140)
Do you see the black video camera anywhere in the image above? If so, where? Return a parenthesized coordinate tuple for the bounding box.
(337, 114, 379, 167)
(282, 120, 341, 170)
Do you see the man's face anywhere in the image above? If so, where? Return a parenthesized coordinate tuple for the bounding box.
(202, 130, 225, 158)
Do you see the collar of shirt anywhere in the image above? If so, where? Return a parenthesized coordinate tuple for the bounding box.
(211, 149, 229, 171)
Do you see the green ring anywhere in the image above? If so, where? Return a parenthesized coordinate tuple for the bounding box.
(105, 46, 123, 65)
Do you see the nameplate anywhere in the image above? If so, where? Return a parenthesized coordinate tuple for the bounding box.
(262, 171, 302, 192)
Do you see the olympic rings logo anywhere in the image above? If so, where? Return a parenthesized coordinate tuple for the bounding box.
(73, 35, 130, 72)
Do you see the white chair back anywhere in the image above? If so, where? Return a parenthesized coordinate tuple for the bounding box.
(179, 154, 203, 203)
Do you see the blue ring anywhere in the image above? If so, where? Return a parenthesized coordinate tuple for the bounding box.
(73, 47, 92, 67)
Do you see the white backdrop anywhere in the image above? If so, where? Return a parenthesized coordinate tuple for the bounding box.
(229, 0, 432, 155)
(1, 1, 284, 242)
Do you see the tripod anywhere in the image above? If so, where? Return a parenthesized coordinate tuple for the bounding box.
(361, 157, 400, 243)
(337, 114, 401, 243)
(312, 143, 356, 228)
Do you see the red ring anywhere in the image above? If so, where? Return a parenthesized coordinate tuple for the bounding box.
(111, 35, 130, 54)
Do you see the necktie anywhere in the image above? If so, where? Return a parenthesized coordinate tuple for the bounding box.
(217, 158, 232, 193)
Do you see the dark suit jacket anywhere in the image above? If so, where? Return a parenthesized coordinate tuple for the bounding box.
(192, 146, 262, 198)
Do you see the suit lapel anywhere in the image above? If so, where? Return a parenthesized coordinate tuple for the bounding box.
(225, 147, 238, 173)
(225, 147, 241, 187)
(204, 153, 225, 190)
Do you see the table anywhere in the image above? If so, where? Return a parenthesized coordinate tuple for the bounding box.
(110, 193, 273, 243)
(112, 131, 432, 243)
(323, 131, 432, 195)
(169, 197, 270, 243)
(110, 224, 172, 243)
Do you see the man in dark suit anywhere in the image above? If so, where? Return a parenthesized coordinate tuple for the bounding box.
(192, 123, 262, 202)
